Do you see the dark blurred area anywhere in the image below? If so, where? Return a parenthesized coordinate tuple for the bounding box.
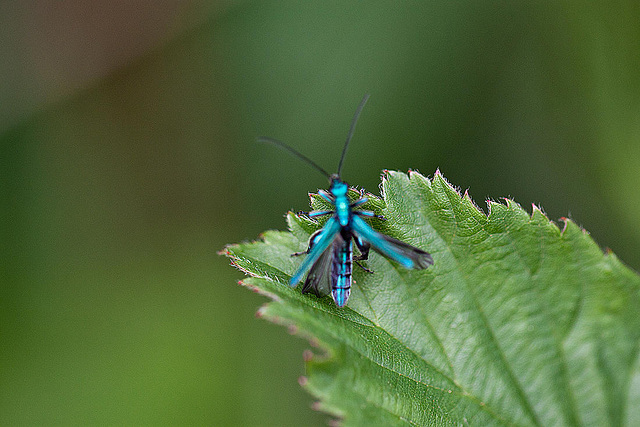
(1, 1, 639, 425)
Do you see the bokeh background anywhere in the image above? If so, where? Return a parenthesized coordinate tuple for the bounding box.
(2, 2, 639, 425)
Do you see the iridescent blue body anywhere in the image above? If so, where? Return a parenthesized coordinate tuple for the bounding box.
(332, 231, 352, 307)
(291, 176, 433, 307)
(260, 94, 433, 307)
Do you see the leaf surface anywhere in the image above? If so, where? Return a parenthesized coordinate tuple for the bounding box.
(224, 170, 640, 426)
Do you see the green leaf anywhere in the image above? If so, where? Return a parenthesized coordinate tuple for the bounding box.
(223, 170, 640, 426)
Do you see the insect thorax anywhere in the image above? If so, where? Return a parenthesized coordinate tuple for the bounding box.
(330, 179, 351, 227)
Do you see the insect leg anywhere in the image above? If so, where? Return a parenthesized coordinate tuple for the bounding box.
(291, 229, 323, 256)
(354, 261, 374, 274)
(318, 189, 334, 203)
(353, 235, 370, 260)
(350, 197, 368, 208)
(307, 210, 334, 218)
(354, 210, 386, 220)
(353, 235, 374, 273)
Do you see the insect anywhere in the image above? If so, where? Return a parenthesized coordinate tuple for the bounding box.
(259, 94, 433, 307)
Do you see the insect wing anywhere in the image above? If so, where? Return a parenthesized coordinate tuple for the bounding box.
(290, 217, 341, 286)
(374, 232, 433, 269)
(301, 233, 345, 298)
(351, 215, 433, 269)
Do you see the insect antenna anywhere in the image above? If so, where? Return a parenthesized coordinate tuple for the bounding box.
(336, 93, 370, 177)
(258, 136, 331, 179)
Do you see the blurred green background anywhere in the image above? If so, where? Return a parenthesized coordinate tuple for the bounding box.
(1, 1, 639, 425)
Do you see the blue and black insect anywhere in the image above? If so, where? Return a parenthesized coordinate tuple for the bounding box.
(259, 94, 433, 307)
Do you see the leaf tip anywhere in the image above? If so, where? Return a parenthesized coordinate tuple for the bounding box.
(241, 279, 283, 302)
(431, 168, 448, 187)
(501, 197, 526, 212)
(558, 217, 573, 236)
(407, 168, 423, 180)
(559, 216, 586, 236)
(485, 198, 499, 215)
(530, 203, 550, 221)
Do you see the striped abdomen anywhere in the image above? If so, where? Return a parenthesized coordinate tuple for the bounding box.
(331, 236, 352, 307)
